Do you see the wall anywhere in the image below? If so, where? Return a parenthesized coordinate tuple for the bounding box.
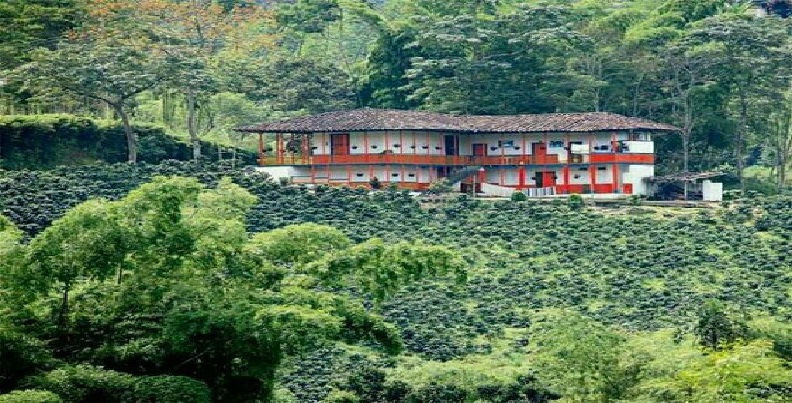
(702, 180, 724, 202)
(311, 131, 654, 158)
(621, 165, 654, 195)
(293, 165, 433, 184)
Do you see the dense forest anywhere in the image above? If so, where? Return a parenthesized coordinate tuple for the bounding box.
(4, 0, 792, 402)
(0, 0, 791, 187)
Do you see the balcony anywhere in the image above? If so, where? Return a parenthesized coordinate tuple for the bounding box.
(257, 151, 653, 166)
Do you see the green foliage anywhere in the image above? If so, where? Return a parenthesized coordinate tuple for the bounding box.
(0, 390, 62, 403)
(0, 115, 254, 169)
(568, 193, 585, 210)
(128, 376, 211, 403)
(22, 365, 133, 403)
(511, 192, 527, 202)
(695, 300, 748, 351)
(531, 310, 642, 402)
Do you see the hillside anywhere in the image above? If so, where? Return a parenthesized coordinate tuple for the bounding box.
(3, 164, 792, 401)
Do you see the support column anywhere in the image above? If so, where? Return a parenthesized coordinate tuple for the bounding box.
(590, 165, 597, 194)
(258, 133, 264, 165)
(613, 164, 620, 193)
(290, 134, 295, 165)
(518, 163, 526, 189)
(564, 133, 571, 193)
(563, 166, 570, 194)
(363, 131, 369, 163)
(499, 167, 505, 187)
(276, 133, 284, 164)
(346, 165, 351, 187)
(302, 133, 310, 164)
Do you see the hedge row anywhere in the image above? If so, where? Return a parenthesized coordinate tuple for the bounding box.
(0, 115, 255, 169)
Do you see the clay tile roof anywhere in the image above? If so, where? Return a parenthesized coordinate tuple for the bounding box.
(236, 108, 679, 134)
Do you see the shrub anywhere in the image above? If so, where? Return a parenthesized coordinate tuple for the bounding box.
(22, 365, 133, 403)
(511, 192, 527, 202)
(129, 376, 211, 403)
(0, 390, 62, 403)
(0, 328, 53, 393)
(369, 176, 382, 190)
(279, 177, 291, 186)
(568, 194, 585, 210)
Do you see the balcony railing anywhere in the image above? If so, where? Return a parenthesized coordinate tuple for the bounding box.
(257, 152, 653, 166)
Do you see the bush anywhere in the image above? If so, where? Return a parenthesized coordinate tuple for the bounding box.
(129, 376, 211, 403)
(22, 365, 133, 403)
(0, 390, 62, 403)
(0, 328, 53, 393)
(511, 192, 528, 202)
(568, 194, 585, 210)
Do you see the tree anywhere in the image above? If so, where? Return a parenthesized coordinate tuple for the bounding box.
(3, 176, 467, 401)
(686, 14, 792, 191)
(17, 37, 169, 163)
(530, 310, 643, 402)
(694, 300, 747, 351)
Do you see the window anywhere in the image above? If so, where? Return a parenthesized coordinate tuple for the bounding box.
(498, 140, 514, 148)
(578, 167, 588, 171)
(408, 174, 416, 178)
(549, 141, 564, 148)
(598, 167, 607, 171)
(356, 173, 364, 177)
(391, 173, 399, 177)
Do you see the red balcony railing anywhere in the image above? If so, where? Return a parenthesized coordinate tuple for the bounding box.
(257, 153, 653, 166)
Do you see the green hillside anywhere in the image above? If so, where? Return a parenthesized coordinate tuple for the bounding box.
(2, 164, 792, 401)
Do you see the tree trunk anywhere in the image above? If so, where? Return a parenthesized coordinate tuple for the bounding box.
(737, 95, 748, 194)
(187, 89, 201, 161)
(115, 105, 137, 163)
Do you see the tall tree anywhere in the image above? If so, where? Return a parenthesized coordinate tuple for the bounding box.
(687, 14, 792, 190)
(18, 37, 169, 163)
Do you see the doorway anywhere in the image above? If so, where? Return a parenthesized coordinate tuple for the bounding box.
(331, 134, 349, 155)
(472, 143, 487, 157)
(532, 142, 547, 157)
(535, 171, 557, 188)
(445, 135, 459, 156)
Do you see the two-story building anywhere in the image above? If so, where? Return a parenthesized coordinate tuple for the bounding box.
(237, 108, 679, 196)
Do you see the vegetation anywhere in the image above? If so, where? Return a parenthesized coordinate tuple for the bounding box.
(3, 0, 792, 401)
(0, 0, 790, 187)
(1, 163, 792, 400)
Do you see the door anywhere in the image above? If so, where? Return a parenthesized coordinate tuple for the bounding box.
(445, 135, 459, 156)
(472, 143, 487, 157)
(331, 134, 349, 156)
(535, 171, 557, 188)
(532, 142, 547, 159)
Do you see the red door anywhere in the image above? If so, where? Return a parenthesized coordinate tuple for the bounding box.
(472, 143, 487, 157)
(331, 134, 349, 156)
(542, 172, 557, 187)
(532, 142, 547, 163)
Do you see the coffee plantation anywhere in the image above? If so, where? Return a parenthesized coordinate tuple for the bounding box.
(3, 162, 792, 401)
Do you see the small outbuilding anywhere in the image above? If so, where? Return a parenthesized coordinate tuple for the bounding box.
(646, 172, 725, 202)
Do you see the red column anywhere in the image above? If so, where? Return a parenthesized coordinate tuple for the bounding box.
(590, 165, 597, 194)
(518, 164, 526, 189)
(499, 167, 505, 186)
(563, 166, 570, 194)
(290, 134, 295, 164)
(276, 133, 283, 164)
(613, 164, 620, 193)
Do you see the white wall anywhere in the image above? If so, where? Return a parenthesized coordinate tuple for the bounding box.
(569, 167, 591, 185)
(596, 165, 613, 183)
(702, 180, 723, 202)
(622, 165, 655, 195)
(310, 131, 655, 158)
(623, 141, 654, 154)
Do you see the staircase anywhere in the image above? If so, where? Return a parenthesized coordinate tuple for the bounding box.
(446, 166, 483, 184)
